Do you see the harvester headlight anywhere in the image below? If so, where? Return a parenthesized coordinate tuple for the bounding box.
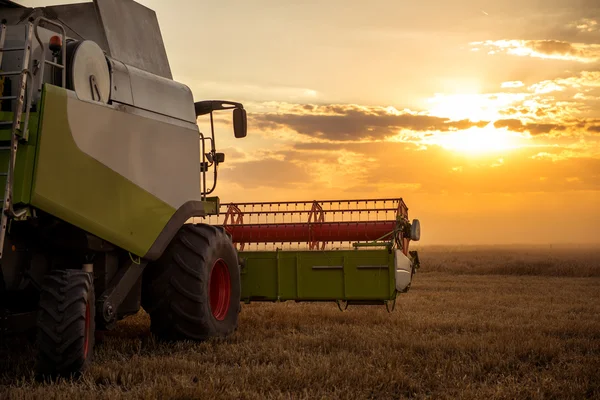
(410, 219, 420, 241)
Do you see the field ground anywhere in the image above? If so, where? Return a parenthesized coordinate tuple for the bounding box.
(1, 246, 599, 399)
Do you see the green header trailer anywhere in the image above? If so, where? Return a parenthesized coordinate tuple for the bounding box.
(207, 199, 420, 310)
(0, 0, 421, 379)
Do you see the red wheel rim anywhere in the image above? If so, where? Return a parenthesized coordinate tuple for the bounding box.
(209, 259, 231, 321)
(83, 302, 90, 358)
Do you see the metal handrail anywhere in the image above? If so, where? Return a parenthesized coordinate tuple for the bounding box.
(199, 132, 206, 200)
(223, 198, 406, 207)
(218, 207, 401, 216)
(0, 23, 6, 68)
(0, 22, 34, 258)
(33, 17, 66, 91)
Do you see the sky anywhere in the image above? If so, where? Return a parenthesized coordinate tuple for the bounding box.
(17, 0, 600, 245)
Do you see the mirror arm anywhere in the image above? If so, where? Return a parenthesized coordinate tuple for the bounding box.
(210, 112, 216, 152)
(195, 100, 244, 116)
(199, 131, 207, 200)
(204, 137, 215, 167)
(203, 111, 218, 196)
(204, 160, 218, 195)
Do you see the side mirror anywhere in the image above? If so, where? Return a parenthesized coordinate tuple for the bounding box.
(410, 219, 421, 241)
(233, 108, 247, 138)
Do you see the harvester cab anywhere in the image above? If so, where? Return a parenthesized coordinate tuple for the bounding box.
(0, 0, 421, 379)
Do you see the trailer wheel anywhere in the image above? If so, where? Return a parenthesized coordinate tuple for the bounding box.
(142, 224, 240, 341)
(36, 269, 95, 378)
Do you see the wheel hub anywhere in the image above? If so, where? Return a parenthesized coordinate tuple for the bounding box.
(209, 259, 231, 321)
(84, 302, 90, 358)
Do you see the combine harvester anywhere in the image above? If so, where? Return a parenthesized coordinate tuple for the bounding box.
(0, 0, 421, 378)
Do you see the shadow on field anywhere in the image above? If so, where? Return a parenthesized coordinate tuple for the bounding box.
(0, 335, 37, 381)
(0, 310, 154, 383)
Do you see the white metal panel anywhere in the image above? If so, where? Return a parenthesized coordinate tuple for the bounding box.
(126, 63, 196, 123)
(69, 40, 111, 104)
(108, 58, 134, 105)
(93, 0, 172, 79)
(394, 250, 413, 292)
(66, 92, 201, 209)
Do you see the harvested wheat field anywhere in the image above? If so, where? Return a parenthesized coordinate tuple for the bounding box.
(1, 246, 599, 400)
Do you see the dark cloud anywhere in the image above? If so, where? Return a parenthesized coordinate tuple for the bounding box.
(250, 105, 489, 141)
(494, 119, 568, 135)
(588, 125, 600, 133)
(500, 107, 533, 116)
(527, 40, 578, 56)
(494, 119, 525, 131)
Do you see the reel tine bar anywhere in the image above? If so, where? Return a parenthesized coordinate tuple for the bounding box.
(211, 198, 411, 252)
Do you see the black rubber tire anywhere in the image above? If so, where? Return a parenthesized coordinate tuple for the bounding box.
(141, 224, 240, 341)
(36, 269, 95, 378)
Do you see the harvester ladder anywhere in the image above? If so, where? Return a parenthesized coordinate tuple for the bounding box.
(0, 21, 34, 259)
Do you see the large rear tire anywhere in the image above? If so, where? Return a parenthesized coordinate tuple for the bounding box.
(141, 224, 240, 341)
(36, 269, 95, 378)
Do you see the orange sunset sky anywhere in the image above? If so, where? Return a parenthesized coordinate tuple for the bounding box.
(22, 0, 600, 245)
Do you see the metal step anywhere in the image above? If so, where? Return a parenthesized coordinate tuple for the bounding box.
(0, 47, 26, 53)
(0, 71, 23, 77)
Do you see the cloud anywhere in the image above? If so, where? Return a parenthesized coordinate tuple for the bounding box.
(493, 119, 569, 135)
(250, 104, 489, 141)
(470, 40, 600, 62)
(527, 71, 600, 95)
(492, 71, 600, 122)
(501, 81, 525, 88)
(568, 18, 599, 33)
(588, 125, 600, 133)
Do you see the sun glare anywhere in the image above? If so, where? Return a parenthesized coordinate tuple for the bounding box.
(429, 126, 521, 154)
(426, 92, 526, 121)
(421, 91, 529, 155)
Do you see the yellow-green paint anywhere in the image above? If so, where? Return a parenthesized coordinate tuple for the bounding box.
(239, 249, 396, 302)
(31, 85, 177, 256)
(0, 112, 40, 205)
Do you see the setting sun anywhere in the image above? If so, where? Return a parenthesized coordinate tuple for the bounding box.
(426, 92, 527, 122)
(429, 126, 523, 154)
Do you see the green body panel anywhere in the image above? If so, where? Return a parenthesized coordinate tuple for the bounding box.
(0, 120, 7, 202)
(30, 85, 177, 256)
(0, 112, 40, 205)
(239, 249, 396, 302)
